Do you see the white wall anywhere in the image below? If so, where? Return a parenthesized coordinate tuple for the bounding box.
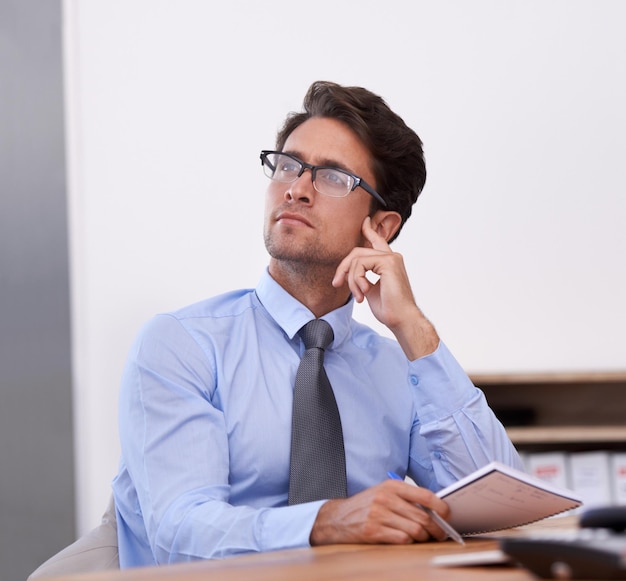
(63, 0, 626, 533)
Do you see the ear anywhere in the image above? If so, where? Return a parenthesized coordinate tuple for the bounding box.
(370, 210, 402, 243)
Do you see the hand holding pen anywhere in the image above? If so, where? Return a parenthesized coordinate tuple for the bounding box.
(388, 472, 465, 546)
(310, 470, 464, 547)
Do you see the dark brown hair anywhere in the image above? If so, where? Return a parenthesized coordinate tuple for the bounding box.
(275, 81, 426, 242)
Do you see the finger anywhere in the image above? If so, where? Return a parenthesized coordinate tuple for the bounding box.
(380, 494, 437, 543)
(333, 253, 365, 301)
(385, 481, 452, 541)
(373, 484, 448, 544)
(332, 254, 351, 289)
(395, 504, 449, 543)
(418, 508, 450, 542)
(387, 479, 449, 515)
(348, 255, 374, 298)
(332, 249, 375, 299)
(362, 216, 392, 253)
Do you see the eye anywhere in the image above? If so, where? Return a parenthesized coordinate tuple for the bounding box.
(317, 168, 351, 191)
(273, 155, 302, 179)
(279, 159, 300, 173)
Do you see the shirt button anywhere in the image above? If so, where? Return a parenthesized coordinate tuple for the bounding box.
(409, 375, 419, 386)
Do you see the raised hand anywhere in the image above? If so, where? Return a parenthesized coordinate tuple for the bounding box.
(332, 216, 439, 360)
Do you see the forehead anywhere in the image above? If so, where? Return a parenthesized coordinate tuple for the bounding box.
(282, 117, 374, 178)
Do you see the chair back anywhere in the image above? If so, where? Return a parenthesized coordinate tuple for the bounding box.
(29, 494, 119, 578)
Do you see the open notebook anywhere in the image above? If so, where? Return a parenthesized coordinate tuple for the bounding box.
(437, 461, 582, 535)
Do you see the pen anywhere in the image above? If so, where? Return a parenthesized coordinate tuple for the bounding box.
(387, 471, 465, 546)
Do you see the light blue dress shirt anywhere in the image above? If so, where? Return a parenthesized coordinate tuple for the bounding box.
(113, 269, 522, 567)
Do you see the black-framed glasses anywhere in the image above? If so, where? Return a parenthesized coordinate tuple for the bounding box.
(260, 150, 387, 207)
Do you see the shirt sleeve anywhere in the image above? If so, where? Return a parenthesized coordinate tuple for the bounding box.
(115, 314, 324, 564)
(406, 341, 524, 491)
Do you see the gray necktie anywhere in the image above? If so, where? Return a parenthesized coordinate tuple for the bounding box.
(288, 319, 348, 505)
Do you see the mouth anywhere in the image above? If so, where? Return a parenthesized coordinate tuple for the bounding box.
(275, 211, 313, 228)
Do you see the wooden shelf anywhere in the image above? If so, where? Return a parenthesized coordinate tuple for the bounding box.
(471, 370, 626, 386)
(469, 372, 626, 451)
(506, 426, 626, 445)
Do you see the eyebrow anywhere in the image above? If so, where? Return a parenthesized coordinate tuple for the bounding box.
(283, 149, 358, 176)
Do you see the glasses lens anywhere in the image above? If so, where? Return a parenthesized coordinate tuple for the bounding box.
(314, 168, 354, 198)
(263, 152, 302, 183)
(261, 152, 358, 200)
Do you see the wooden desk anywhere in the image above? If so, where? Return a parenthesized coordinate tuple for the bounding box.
(48, 516, 577, 581)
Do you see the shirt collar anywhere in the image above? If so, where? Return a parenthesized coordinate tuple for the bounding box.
(255, 268, 354, 348)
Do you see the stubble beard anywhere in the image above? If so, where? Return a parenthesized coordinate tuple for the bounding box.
(264, 228, 345, 279)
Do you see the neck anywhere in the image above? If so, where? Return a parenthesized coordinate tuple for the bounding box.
(268, 260, 351, 318)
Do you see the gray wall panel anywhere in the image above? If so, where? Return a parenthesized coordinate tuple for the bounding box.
(0, 1, 75, 580)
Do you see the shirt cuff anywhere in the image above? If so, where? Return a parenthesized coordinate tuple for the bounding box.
(258, 500, 326, 552)
(408, 341, 478, 424)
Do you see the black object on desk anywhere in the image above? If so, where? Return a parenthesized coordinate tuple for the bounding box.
(500, 506, 626, 579)
(579, 505, 626, 532)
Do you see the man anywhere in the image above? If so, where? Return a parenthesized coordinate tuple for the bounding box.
(112, 80, 522, 567)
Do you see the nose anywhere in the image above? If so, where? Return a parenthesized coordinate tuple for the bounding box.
(284, 169, 315, 203)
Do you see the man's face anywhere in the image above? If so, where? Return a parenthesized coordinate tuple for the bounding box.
(264, 117, 376, 271)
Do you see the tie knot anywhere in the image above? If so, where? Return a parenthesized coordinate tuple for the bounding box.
(298, 319, 334, 351)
